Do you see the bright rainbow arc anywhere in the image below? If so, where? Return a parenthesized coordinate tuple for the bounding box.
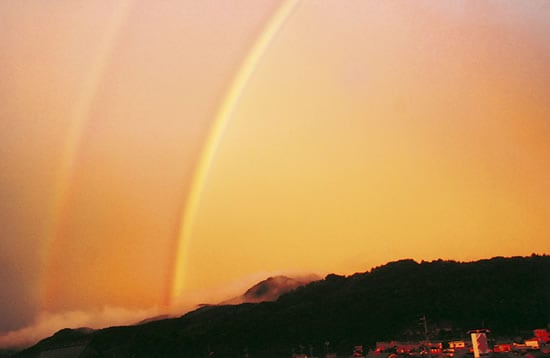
(42, 0, 134, 310)
(170, 0, 302, 306)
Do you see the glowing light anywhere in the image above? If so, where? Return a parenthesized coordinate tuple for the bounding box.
(170, 0, 302, 306)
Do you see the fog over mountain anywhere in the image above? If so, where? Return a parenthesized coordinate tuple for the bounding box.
(221, 274, 321, 305)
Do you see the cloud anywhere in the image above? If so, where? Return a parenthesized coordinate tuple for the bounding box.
(0, 273, 273, 350)
(0, 306, 163, 350)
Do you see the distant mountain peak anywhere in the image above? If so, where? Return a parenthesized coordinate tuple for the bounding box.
(223, 274, 321, 305)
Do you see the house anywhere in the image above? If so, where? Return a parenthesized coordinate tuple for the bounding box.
(493, 343, 512, 352)
(525, 339, 540, 350)
(448, 341, 466, 350)
(534, 329, 550, 344)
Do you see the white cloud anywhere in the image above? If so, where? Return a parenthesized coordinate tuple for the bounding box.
(0, 306, 163, 350)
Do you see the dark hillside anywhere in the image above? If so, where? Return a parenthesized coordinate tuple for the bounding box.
(15, 255, 550, 357)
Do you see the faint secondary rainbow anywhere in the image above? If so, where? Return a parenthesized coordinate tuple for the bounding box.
(169, 0, 302, 306)
(41, 0, 134, 311)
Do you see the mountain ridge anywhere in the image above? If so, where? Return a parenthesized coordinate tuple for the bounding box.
(221, 274, 321, 305)
(14, 255, 550, 357)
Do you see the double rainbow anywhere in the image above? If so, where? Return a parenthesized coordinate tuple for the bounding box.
(42, 0, 301, 311)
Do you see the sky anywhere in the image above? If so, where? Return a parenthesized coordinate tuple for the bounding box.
(1, 0, 550, 349)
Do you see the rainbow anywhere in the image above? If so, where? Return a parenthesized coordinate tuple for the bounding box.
(41, 0, 134, 310)
(169, 0, 302, 306)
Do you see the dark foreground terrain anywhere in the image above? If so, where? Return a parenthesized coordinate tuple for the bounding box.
(13, 255, 550, 357)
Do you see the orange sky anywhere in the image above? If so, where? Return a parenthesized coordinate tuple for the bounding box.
(1, 0, 549, 347)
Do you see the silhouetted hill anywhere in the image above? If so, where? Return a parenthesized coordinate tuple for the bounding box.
(222, 274, 321, 304)
(135, 314, 174, 325)
(0, 350, 17, 358)
(15, 255, 550, 357)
